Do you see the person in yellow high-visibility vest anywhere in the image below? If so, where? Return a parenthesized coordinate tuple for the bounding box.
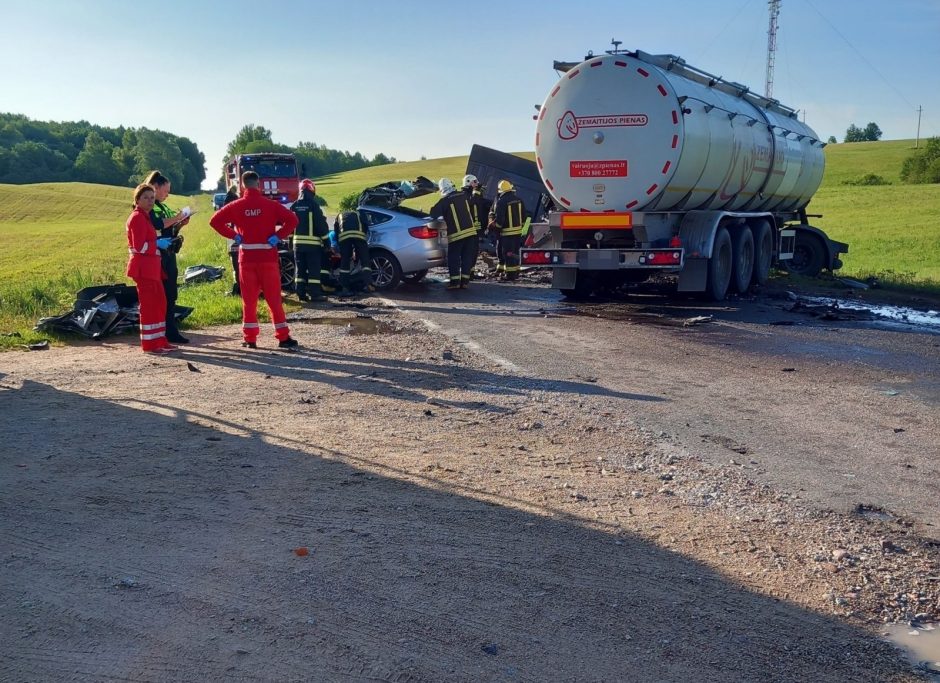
(488, 180, 526, 281)
(290, 179, 330, 302)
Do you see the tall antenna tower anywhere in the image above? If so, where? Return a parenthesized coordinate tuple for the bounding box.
(765, 0, 781, 98)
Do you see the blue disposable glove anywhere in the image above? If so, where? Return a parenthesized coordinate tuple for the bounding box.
(156, 237, 172, 250)
(267, 235, 280, 247)
(233, 234, 243, 245)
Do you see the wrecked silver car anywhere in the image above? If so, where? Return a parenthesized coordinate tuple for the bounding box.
(356, 176, 446, 289)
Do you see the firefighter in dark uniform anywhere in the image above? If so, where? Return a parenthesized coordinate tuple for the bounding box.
(145, 171, 191, 343)
(334, 208, 372, 296)
(462, 174, 490, 237)
(489, 180, 526, 281)
(290, 179, 330, 302)
(429, 177, 478, 290)
(222, 185, 241, 296)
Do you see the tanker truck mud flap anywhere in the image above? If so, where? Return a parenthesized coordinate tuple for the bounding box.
(779, 229, 795, 261)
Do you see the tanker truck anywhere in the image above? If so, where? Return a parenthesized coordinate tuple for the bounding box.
(519, 46, 847, 300)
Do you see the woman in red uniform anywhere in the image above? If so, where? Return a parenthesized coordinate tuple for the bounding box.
(126, 183, 176, 353)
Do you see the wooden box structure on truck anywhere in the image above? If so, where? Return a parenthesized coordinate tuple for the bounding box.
(520, 46, 847, 299)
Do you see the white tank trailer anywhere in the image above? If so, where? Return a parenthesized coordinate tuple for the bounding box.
(521, 48, 847, 299)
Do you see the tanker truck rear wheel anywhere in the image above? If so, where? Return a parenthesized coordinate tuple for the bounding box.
(705, 227, 733, 301)
(751, 220, 773, 286)
(730, 226, 755, 294)
(785, 231, 825, 278)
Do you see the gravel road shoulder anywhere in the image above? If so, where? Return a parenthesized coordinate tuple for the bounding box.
(1, 301, 936, 681)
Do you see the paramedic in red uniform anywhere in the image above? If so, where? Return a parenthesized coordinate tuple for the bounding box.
(125, 183, 176, 354)
(209, 171, 300, 349)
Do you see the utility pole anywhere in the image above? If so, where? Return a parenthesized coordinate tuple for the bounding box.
(915, 106, 922, 148)
(765, 0, 781, 98)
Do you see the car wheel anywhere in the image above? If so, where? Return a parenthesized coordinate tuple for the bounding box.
(279, 250, 296, 291)
(370, 250, 402, 290)
(402, 269, 428, 284)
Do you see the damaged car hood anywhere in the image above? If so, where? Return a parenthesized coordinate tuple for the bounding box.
(357, 176, 438, 209)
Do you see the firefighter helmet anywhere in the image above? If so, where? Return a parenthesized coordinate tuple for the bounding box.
(439, 178, 456, 195)
(497, 179, 514, 194)
(299, 179, 316, 194)
(462, 174, 478, 187)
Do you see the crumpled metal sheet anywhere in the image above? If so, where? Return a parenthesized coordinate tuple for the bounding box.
(35, 284, 192, 340)
(183, 264, 225, 285)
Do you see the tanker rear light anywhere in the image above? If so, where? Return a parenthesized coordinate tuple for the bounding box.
(639, 251, 682, 265)
(521, 250, 578, 266)
(669, 236, 682, 248)
(522, 250, 552, 265)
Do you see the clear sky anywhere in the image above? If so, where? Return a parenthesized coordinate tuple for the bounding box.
(3, 0, 938, 190)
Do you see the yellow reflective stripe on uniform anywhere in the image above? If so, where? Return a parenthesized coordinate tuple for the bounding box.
(508, 202, 523, 229)
(448, 203, 465, 230)
(338, 231, 366, 241)
(500, 228, 523, 236)
(293, 235, 322, 245)
(449, 226, 477, 241)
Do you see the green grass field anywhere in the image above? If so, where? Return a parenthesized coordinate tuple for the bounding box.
(1, 141, 937, 349)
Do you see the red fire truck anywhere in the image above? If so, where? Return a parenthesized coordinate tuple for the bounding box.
(224, 152, 301, 205)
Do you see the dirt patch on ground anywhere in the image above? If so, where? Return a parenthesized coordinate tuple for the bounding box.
(1, 303, 937, 681)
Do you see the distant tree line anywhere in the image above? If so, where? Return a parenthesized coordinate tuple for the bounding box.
(221, 124, 397, 189)
(0, 113, 206, 192)
(844, 122, 883, 143)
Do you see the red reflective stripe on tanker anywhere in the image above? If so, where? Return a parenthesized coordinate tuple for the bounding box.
(536, 133, 540, 146)
(662, 161, 671, 174)
(545, 179, 554, 190)
(672, 135, 679, 148)
(539, 108, 547, 121)
(657, 85, 668, 96)
(567, 69, 580, 79)
(646, 184, 659, 195)
(626, 200, 639, 209)
(636, 68, 649, 77)
(614, 61, 627, 67)
(590, 60, 602, 67)
(559, 196, 571, 206)
(672, 110, 679, 124)
(550, 85, 560, 98)
(537, 156, 543, 169)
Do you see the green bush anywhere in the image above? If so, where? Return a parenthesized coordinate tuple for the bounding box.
(338, 191, 360, 212)
(842, 173, 889, 186)
(900, 137, 940, 184)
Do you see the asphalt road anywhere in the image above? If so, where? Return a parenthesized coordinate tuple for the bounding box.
(383, 275, 940, 538)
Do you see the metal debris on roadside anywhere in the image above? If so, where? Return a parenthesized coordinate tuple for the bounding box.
(35, 284, 192, 340)
(183, 264, 225, 285)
